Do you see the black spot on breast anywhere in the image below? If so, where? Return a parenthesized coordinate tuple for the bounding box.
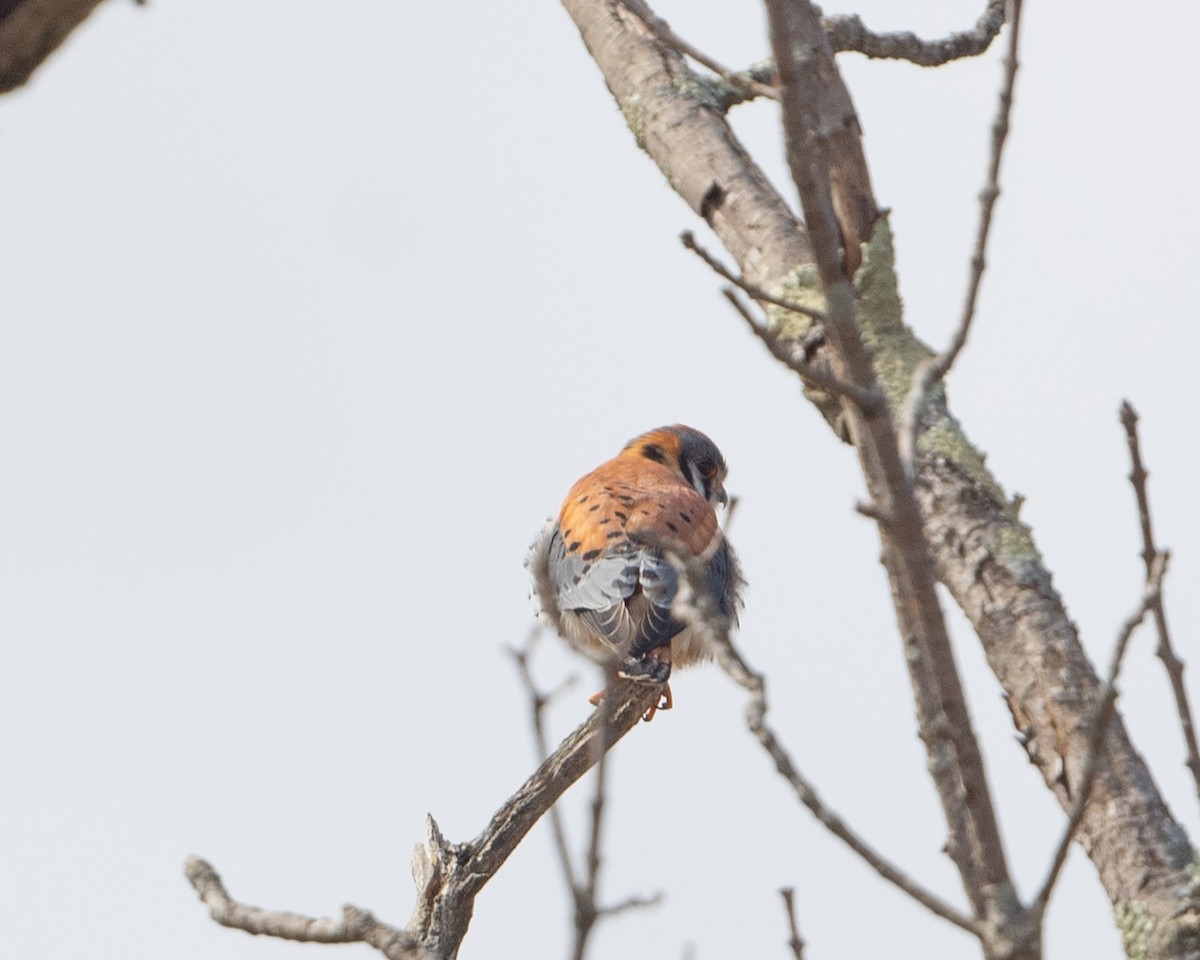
(679, 511, 692, 523)
(606, 530, 623, 539)
(581, 549, 601, 561)
(589, 503, 601, 512)
(578, 495, 589, 503)
(614, 511, 628, 521)
(665, 521, 678, 533)
(598, 517, 611, 525)
(641, 443, 668, 464)
(567, 541, 582, 553)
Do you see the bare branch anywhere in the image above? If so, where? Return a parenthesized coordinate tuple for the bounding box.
(779, 888, 807, 960)
(619, 0, 779, 103)
(598, 890, 665, 917)
(1119, 401, 1200, 805)
(898, 0, 1022, 470)
(1029, 553, 1170, 919)
(659, 542, 977, 935)
(720, 287, 883, 411)
(184, 858, 424, 959)
(190, 676, 660, 960)
(508, 632, 581, 896)
(764, 2, 1030, 952)
(681, 231, 825, 322)
(508, 634, 660, 960)
(825, 0, 1006, 65)
(564, 0, 1200, 944)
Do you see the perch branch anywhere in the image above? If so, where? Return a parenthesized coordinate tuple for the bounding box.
(1119, 401, 1200, 804)
(190, 676, 660, 960)
(898, 0, 1022, 470)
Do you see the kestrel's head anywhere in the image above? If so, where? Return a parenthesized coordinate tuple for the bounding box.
(620, 424, 729, 509)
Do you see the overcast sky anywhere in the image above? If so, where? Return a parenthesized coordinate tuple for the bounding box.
(3, 1, 1199, 958)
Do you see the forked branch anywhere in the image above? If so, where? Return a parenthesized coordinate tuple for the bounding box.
(188, 678, 662, 960)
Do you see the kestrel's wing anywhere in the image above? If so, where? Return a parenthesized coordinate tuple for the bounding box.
(704, 537, 741, 622)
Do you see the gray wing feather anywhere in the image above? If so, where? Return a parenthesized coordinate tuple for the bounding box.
(547, 527, 639, 611)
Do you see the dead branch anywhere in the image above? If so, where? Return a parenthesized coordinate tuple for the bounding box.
(1029, 553, 1169, 921)
(620, 0, 779, 103)
(659, 540, 977, 935)
(1120, 400, 1200, 805)
(681, 231, 826, 323)
(779, 888, 807, 960)
(184, 858, 424, 959)
(898, 0, 1023, 470)
(825, 0, 1006, 65)
(562, 0, 1199, 951)
(0, 0, 103, 93)
(763, 1, 1028, 953)
(189, 678, 661, 960)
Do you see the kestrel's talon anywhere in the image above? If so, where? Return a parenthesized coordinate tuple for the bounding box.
(641, 686, 672, 723)
(529, 425, 744, 721)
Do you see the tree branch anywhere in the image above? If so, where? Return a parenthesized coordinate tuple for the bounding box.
(0, 0, 103, 93)
(184, 858, 424, 959)
(763, 2, 1028, 953)
(1029, 553, 1169, 921)
(824, 0, 1006, 65)
(620, 0, 779, 104)
(779, 888, 807, 960)
(1119, 400, 1200, 806)
(898, 0, 1022, 470)
(657, 541, 978, 935)
(190, 676, 661, 960)
(558, 0, 1199, 951)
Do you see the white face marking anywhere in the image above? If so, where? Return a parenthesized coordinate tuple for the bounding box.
(685, 459, 707, 499)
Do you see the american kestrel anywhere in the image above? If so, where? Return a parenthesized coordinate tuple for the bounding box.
(529, 425, 742, 718)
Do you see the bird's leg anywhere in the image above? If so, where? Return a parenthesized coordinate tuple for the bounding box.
(640, 646, 673, 722)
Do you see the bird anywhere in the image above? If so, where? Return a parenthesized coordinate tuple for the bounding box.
(528, 424, 742, 719)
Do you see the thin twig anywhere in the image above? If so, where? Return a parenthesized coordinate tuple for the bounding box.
(508, 632, 659, 960)
(1119, 400, 1200, 805)
(897, 0, 1022, 471)
(620, 0, 779, 102)
(721, 287, 883, 411)
(682, 231, 825, 322)
(184, 858, 423, 959)
(779, 888, 807, 960)
(1028, 552, 1169, 920)
(508, 633, 581, 895)
(662, 544, 978, 935)
(825, 0, 1006, 65)
(683, 228, 882, 409)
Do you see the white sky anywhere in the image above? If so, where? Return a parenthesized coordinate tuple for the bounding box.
(3, 1, 1198, 958)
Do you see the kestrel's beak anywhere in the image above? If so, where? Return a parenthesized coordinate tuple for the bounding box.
(714, 484, 729, 508)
